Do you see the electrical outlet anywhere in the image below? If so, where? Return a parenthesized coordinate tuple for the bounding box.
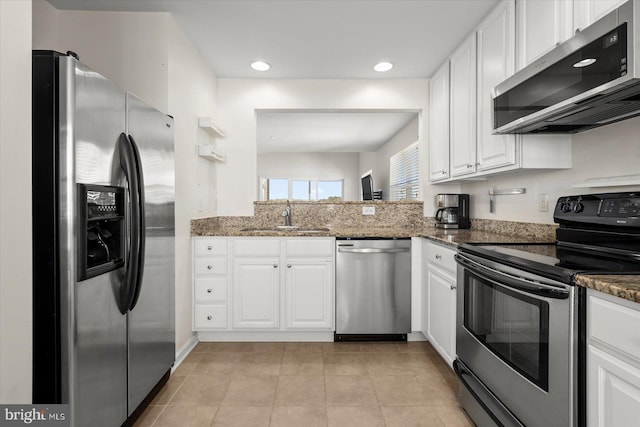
(362, 206, 376, 215)
(538, 193, 549, 212)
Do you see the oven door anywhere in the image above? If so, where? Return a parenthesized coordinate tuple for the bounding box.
(455, 252, 576, 427)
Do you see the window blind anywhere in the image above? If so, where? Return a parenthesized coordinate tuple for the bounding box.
(389, 142, 420, 201)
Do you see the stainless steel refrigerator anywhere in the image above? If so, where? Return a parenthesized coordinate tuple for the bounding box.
(32, 51, 175, 427)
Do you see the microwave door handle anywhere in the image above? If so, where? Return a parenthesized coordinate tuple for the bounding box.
(118, 133, 142, 314)
(126, 134, 145, 311)
(455, 254, 570, 299)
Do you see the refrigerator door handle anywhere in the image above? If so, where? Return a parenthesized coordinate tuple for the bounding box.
(127, 134, 146, 311)
(118, 133, 143, 313)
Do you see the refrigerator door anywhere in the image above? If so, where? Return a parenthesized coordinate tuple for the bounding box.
(60, 57, 129, 426)
(125, 93, 175, 414)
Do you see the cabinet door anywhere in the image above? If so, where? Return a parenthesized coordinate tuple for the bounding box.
(588, 345, 640, 427)
(232, 258, 280, 329)
(285, 260, 333, 330)
(477, 0, 518, 171)
(516, 0, 573, 70)
(429, 62, 451, 181)
(426, 269, 456, 367)
(450, 33, 477, 177)
(574, 0, 626, 33)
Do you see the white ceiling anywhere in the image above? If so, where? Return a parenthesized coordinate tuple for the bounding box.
(257, 111, 418, 153)
(47, 0, 498, 152)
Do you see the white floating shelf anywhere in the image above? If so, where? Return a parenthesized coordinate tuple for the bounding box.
(573, 174, 640, 188)
(198, 144, 226, 162)
(198, 117, 225, 138)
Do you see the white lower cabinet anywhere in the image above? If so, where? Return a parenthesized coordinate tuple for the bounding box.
(587, 289, 640, 427)
(422, 240, 457, 368)
(193, 236, 335, 334)
(232, 258, 280, 329)
(285, 260, 333, 329)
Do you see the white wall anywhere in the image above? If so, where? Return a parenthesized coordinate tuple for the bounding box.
(216, 79, 429, 215)
(0, 0, 32, 403)
(33, 0, 169, 113)
(258, 152, 360, 200)
(32, 2, 219, 356)
(359, 115, 419, 200)
(460, 117, 640, 224)
(167, 18, 218, 352)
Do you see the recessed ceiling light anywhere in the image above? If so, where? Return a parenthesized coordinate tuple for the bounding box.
(573, 58, 596, 68)
(374, 62, 393, 72)
(251, 61, 271, 71)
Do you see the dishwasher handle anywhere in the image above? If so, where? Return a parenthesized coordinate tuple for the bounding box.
(338, 247, 410, 254)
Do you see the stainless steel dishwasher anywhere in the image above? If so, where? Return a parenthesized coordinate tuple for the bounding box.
(335, 238, 411, 341)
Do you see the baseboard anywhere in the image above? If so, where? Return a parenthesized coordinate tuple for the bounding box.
(172, 334, 198, 373)
(408, 332, 427, 342)
(197, 331, 335, 342)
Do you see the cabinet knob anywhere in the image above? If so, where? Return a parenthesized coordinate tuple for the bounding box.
(450, 285, 457, 290)
(207, 315, 212, 320)
(207, 288, 213, 293)
(441, 171, 446, 175)
(476, 162, 480, 166)
(287, 264, 292, 268)
(207, 245, 213, 250)
(435, 254, 442, 260)
(273, 264, 278, 268)
(467, 164, 473, 168)
(207, 265, 213, 270)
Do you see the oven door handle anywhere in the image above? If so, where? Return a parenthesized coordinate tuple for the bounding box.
(455, 253, 570, 299)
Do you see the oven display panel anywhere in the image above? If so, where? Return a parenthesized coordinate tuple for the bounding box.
(599, 198, 640, 217)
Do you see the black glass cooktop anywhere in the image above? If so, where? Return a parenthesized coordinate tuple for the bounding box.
(459, 242, 640, 285)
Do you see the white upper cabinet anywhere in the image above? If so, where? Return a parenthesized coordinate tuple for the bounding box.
(429, 62, 451, 181)
(516, 0, 573, 70)
(450, 33, 478, 177)
(476, 0, 517, 172)
(574, 0, 627, 33)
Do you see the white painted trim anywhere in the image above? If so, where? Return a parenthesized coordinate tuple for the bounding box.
(172, 334, 199, 373)
(408, 332, 427, 342)
(198, 331, 335, 342)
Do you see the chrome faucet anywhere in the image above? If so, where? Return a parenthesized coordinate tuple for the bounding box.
(282, 200, 292, 227)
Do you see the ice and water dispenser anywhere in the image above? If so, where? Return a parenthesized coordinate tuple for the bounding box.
(77, 184, 125, 280)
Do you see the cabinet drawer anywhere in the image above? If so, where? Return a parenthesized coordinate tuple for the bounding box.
(194, 258, 227, 275)
(589, 291, 640, 363)
(194, 305, 227, 329)
(194, 277, 227, 303)
(233, 239, 280, 257)
(285, 238, 334, 257)
(194, 238, 228, 256)
(426, 241, 457, 274)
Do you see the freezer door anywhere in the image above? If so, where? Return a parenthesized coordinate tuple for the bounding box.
(125, 93, 175, 414)
(60, 57, 128, 427)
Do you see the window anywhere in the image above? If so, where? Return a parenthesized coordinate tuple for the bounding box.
(263, 179, 343, 201)
(389, 142, 419, 201)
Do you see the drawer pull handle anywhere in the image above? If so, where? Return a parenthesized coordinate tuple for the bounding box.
(207, 265, 213, 270)
(207, 315, 212, 320)
(435, 255, 442, 260)
(207, 288, 213, 293)
(287, 264, 292, 268)
(450, 285, 457, 290)
(207, 245, 213, 250)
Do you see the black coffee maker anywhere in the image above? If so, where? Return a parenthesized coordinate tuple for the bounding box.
(434, 194, 470, 229)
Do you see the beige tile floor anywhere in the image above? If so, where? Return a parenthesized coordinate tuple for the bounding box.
(134, 341, 475, 427)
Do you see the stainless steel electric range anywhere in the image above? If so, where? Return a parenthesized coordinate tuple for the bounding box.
(453, 192, 640, 427)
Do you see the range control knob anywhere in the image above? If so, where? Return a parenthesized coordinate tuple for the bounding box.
(561, 202, 571, 213)
(572, 202, 584, 213)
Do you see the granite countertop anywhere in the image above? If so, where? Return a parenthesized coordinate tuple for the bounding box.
(574, 274, 640, 304)
(420, 228, 554, 248)
(192, 226, 422, 238)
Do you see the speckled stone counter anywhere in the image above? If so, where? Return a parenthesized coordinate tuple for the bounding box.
(420, 228, 555, 248)
(575, 274, 640, 304)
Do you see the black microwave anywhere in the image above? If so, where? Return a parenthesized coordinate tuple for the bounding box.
(493, 0, 640, 134)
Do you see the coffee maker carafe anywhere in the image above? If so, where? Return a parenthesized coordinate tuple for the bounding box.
(434, 194, 470, 229)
